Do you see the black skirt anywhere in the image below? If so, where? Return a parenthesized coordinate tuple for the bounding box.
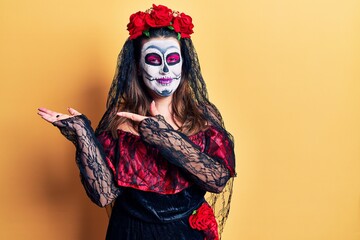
(106, 186, 206, 240)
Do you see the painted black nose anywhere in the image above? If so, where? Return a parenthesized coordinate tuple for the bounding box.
(162, 64, 169, 73)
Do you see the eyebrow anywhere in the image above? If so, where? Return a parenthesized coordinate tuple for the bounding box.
(144, 45, 180, 53)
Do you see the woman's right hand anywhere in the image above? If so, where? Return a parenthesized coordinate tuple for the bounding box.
(37, 107, 81, 124)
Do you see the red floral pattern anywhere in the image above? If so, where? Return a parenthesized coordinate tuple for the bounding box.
(189, 202, 219, 240)
(126, 4, 194, 40)
(97, 126, 235, 195)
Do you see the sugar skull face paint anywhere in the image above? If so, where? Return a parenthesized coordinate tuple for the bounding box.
(140, 38, 182, 97)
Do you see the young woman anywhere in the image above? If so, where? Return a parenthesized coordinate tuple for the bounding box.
(38, 5, 236, 240)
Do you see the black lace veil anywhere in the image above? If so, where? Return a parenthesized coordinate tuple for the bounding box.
(95, 30, 236, 237)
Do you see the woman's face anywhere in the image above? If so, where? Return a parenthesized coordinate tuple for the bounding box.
(140, 37, 182, 97)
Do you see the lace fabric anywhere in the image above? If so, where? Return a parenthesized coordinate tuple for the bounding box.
(138, 115, 235, 193)
(54, 113, 236, 238)
(137, 115, 236, 236)
(98, 129, 193, 195)
(53, 115, 120, 207)
(96, 115, 235, 196)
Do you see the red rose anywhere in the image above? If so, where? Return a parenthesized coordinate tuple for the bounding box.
(127, 11, 147, 39)
(173, 13, 194, 38)
(189, 202, 219, 240)
(145, 4, 173, 28)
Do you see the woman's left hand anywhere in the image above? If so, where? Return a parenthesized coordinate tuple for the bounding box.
(116, 100, 160, 122)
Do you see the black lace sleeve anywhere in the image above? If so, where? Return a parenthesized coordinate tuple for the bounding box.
(138, 115, 234, 193)
(53, 115, 120, 207)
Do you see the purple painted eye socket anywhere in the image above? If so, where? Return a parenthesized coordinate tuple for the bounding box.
(166, 53, 180, 65)
(145, 53, 162, 66)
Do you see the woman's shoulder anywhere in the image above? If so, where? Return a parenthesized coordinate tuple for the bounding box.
(117, 122, 140, 136)
(187, 124, 217, 141)
(200, 124, 231, 144)
(96, 130, 116, 150)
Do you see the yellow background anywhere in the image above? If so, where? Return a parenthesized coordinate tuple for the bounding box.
(1, 0, 359, 239)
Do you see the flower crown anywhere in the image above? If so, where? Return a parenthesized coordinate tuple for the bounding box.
(127, 4, 194, 40)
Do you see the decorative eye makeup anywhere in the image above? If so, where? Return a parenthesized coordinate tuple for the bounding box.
(145, 53, 162, 66)
(166, 53, 180, 65)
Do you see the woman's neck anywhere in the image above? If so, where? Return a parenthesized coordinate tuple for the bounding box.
(152, 95, 182, 129)
(153, 95, 173, 117)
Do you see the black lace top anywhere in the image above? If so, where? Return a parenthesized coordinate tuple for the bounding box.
(54, 114, 235, 207)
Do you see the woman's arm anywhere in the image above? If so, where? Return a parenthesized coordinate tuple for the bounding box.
(38, 108, 120, 207)
(138, 115, 235, 193)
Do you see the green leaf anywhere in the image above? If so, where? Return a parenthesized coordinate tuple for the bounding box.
(143, 30, 150, 37)
(192, 210, 197, 215)
(177, 33, 181, 40)
(168, 26, 174, 30)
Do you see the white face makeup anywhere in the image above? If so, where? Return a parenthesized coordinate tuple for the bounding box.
(140, 38, 182, 97)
